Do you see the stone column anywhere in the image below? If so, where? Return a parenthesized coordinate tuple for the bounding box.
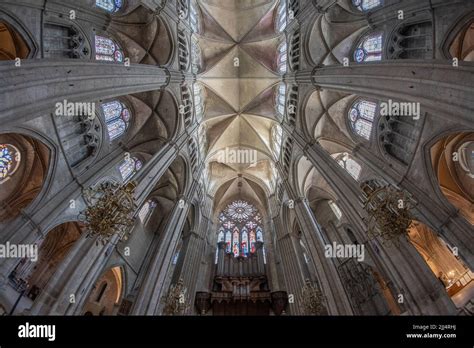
(293, 198, 354, 315)
(270, 204, 308, 315)
(216, 242, 226, 275)
(169, 193, 212, 314)
(28, 233, 118, 315)
(131, 198, 191, 315)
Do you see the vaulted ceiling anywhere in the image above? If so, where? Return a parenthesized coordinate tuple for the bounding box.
(195, 0, 283, 210)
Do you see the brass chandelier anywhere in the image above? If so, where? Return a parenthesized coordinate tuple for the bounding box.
(362, 182, 416, 246)
(79, 181, 137, 244)
(301, 279, 325, 315)
(163, 278, 188, 315)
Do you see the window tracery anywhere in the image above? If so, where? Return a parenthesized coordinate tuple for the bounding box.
(349, 100, 377, 140)
(217, 200, 264, 258)
(95, 35, 124, 62)
(96, 0, 123, 13)
(0, 144, 20, 184)
(354, 32, 383, 63)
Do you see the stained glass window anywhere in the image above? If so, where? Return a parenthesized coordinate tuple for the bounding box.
(227, 201, 256, 221)
(198, 124, 207, 158)
(275, 83, 287, 119)
(191, 38, 201, 74)
(329, 201, 342, 220)
(119, 156, 142, 182)
(225, 231, 232, 253)
(217, 228, 225, 243)
(190, 1, 200, 33)
(256, 226, 264, 242)
(352, 0, 382, 11)
(219, 212, 227, 223)
(215, 247, 219, 264)
(349, 100, 376, 140)
(96, 0, 123, 13)
(246, 221, 257, 229)
(278, 41, 288, 74)
(300, 240, 310, 264)
(232, 228, 240, 257)
(172, 250, 180, 265)
(102, 100, 131, 141)
(95, 35, 124, 62)
(241, 228, 249, 257)
(250, 230, 257, 253)
(223, 220, 235, 229)
(272, 125, 283, 158)
(0, 144, 20, 184)
(194, 83, 205, 122)
(354, 32, 383, 63)
(334, 153, 361, 181)
(138, 200, 157, 224)
(216, 200, 264, 259)
(276, 0, 287, 33)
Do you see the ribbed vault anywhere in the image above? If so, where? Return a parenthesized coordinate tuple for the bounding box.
(195, 0, 283, 203)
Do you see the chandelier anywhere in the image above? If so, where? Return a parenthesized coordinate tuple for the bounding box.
(362, 182, 416, 246)
(163, 278, 188, 315)
(79, 181, 137, 244)
(301, 279, 325, 315)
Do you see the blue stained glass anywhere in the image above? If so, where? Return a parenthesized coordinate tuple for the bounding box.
(216, 200, 264, 260)
(246, 221, 257, 229)
(278, 42, 288, 73)
(119, 157, 141, 182)
(0, 145, 13, 180)
(219, 212, 227, 223)
(225, 232, 232, 253)
(241, 229, 249, 256)
(135, 159, 143, 171)
(256, 227, 263, 242)
(354, 33, 383, 63)
(96, 0, 123, 13)
(138, 200, 156, 223)
(223, 220, 235, 229)
(121, 108, 131, 122)
(102, 101, 122, 121)
(0, 144, 20, 184)
(352, 0, 381, 11)
(217, 229, 225, 242)
(107, 119, 126, 141)
(355, 48, 365, 63)
(337, 154, 361, 181)
(250, 231, 256, 253)
(276, 0, 287, 33)
(95, 35, 124, 62)
(232, 228, 240, 257)
(102, 101, 130, 141)
(349, 100, 376, 140)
